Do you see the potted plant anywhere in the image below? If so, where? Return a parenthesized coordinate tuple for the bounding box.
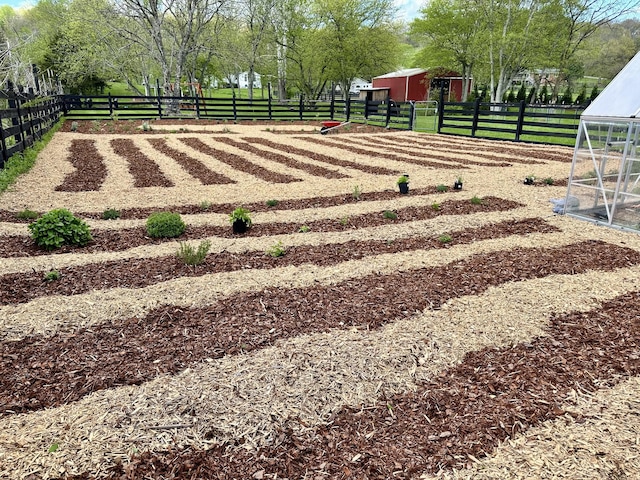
(397, 174, 409, 194)
(454, 176, 463, 190)
(229, 207, 252, 234)
(524, 175, 535, 185)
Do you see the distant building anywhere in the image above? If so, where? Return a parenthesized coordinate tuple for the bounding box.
(222, 72, 262, 89)
(372, 68, 472, 102)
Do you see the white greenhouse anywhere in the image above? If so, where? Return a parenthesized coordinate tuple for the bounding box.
(565, 51, 640, 232)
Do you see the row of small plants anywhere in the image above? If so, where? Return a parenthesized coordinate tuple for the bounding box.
(396, 175, 463, 194)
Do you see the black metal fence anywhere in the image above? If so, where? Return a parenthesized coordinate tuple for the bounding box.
(0, 91, 64, 168)
(437, 90, 587, 145)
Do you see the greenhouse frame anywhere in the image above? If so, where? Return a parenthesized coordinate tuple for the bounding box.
(565, 51, 640, 232)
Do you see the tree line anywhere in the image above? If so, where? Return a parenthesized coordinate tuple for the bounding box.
(0, 0, 639, 104)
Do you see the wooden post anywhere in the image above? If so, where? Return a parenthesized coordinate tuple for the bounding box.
(108, 93, 113, 117)
(437, 88, 445, 133)
(232, 92, 237, 121)
(515, 100, 526, 142)
(384, 96, 392, 127)
(408, 101, 415, 130)
(268, 82, 272, 120)
(156, 79, 162, 118)
(299, 95, 304, 121)
(0, 110, 7, 168)
(345, 96, 351, 122)
(471, 98, 481, 137)
(195, 94, 200, 119)
(330, 82, 335, 119)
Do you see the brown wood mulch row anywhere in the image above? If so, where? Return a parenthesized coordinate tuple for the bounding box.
(180, 137, 301, 184)
(147, 138, 234, 185)
(242, 136, 397, 175)
(110, 139, 174, 188)
(2, 239, 636, 419)
(331, 135, 513, 168)
(213, 136, 348, 179)
(297, 136, 463, 170)
(71, 288, 639, 480)
(54, 139, 108, 192)
(368, 136, 543, 166)
(0, 186, 461, 223)
(0, 217, 557, 306)
(0, 196, 521, 258)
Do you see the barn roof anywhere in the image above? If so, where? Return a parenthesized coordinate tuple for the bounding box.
(582, 50, 640, 119)
(374, 68, 427, 79)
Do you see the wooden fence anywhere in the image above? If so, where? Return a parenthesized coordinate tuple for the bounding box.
(437, 91, 587, 145)
(0, 92, 64, 168)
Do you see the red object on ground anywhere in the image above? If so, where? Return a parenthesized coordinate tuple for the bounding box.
(321, 121, 342, 128)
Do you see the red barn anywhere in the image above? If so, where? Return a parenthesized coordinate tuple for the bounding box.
(372, 68, 472, 102)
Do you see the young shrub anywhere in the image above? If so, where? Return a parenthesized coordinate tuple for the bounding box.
(431, 202, 440, 211)
(438, 234, 453, 243)
(470, 196, 483, 205)
(70, 121, 79, 132)
(199, 201, 212, 211)
(101, 208, 121, 220)
(229, 207, 252, 226)
(383, 210, 398, 219)
(146, 211, 186, 238)
(266, 199, 279, 207)
(44, 269, 61, 282)
(436, 184, 448, 192)
(176, 240, 211, 266)
(16, 209, 39, 220)
(544, 177, 554, 185)
(352, 184, 362, 200)
(339, 216, 349, 226)
(266, 241, 286, 258)
(28, 208, 92, 250)
(299, 225, 311, 233)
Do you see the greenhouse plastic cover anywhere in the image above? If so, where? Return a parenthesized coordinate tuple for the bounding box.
(582, 50, 640, 119)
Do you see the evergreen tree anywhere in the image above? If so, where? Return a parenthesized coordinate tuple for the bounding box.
(590, 85, 599, 101)
(506, 89, 516, 102)
(527, 86, 536, 104)
(575, 84, 587, 105)
(561, 86, 573, 104)
(516, 83, 527, 101)
(539, 85, 549, 104)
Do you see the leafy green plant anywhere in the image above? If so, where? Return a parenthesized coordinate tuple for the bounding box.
(176, 240, 211, 266)
(229, 207, 252, 227)
(266, 241, 286, 257)
(397, 175, 409, 185)
(352, 184, 362, 200)
(16, 209, 39, 220)
(431, 202, 440, 211)
(44, 269, 61, 282)
(436, 184, 448, 192)
(101, 208, 121, 220)
(266, 199, 279, 207)
(299, 225, 310, 233)
(383, 210, 398, 219)
(145, 211, 186, 238)
(70, 121, 79, 132)
(199, 201, 212, 211)
(438, 234, 453, 243)
(142, 121, 151, 132)
(48, 442, 59, 453)
(544, 177, 554, 185)
(28, 209, 92, 250)
(470, 196, 483, 205)
(339, 216, 349, 226)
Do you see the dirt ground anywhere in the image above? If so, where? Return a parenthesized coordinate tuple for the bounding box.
(1, 119, 639, 479)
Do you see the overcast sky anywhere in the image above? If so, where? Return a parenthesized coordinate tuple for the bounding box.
(3, 0, 425, 21)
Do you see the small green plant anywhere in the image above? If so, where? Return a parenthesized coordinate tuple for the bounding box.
(470, 196, 483, 205)
(266, 241, 286, 258)
(222, 126, 232, 133)
(28, 209, 92, 250)
(266, 199, 279, 207)
(16, 209, 39, 220)
(101, 208, 121, 220)
(229, 207, 252, 227)
(438, 234, 453, 243)
(44, 269, 61, 282)
(383, 210, 398, 219)
(436, 184, 448, 192)
(48, 442, 59, 453)
(352, 184, 362, 200)
(70, 121, 79, 132)
(457, 176, 463, 184)
(145, 211, 186, 238)
(397, 175, 409, 185)
(142, 121, 151, 132)
(544, 177, 554, 185)
(176, 240, 211, 266)
(199, 201, 212, 211)
(339, 216, 349, 226)
(431, 202, 440, 210)
(299, 225, 310, 233)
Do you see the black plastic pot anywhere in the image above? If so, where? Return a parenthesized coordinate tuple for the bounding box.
(398, 182, 409, 194)
(454, 181, 463, 190)
(232, 219, 248, 234)
(524, 178, 534, 185)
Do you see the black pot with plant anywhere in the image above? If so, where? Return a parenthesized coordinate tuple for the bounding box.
(524, 175, 535, 185)
(454, 177, 463, 190)
(229, 207, 252, 234)
(397, 174, 409, 194)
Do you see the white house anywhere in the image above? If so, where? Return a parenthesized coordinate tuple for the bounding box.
(223, 72, 262, 89)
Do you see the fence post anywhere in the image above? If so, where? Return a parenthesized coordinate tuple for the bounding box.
(330, 83, 335, 119)
(0, 110, 7, 168)
(195, 94, 200, 119)
(437, 88, 445, 132)
(108, 93, 113, 117)
(345, 96, 351, 122)
(156, 79, 162, 118)
(408, 101, 415, 130)
(15, 98, 26, 149)
(299, 95, 304, 121)
(268, 82, 272, 120)
(232, 92, 237, 121)
(471, 98, 481, 137)
(384, 96, 392, 127)
(515, 100, 526, 141)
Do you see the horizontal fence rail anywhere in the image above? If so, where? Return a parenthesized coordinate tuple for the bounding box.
(438, 93, 587, 145)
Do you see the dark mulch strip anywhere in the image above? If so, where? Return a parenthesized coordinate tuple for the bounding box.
(297, 136, 463, 170)
(0, 218, 558, 306)
(147, 138, 234, 185)
(213, 137, 347, 179)
(0, 197, 521, 258)
(242, 136, 397, 175)
(110, 139, 174, 188)
(369, 136, 538, 166)
(3, 239, 636, 417)
(333, 136, 512, 168)
(0, 187, 455, 223)
(54, 139, 108, 192)
(180, 137, 300, 184)
(80, 289, 639, 480)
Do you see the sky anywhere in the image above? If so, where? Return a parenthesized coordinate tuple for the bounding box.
(2, 0, 426, 21)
